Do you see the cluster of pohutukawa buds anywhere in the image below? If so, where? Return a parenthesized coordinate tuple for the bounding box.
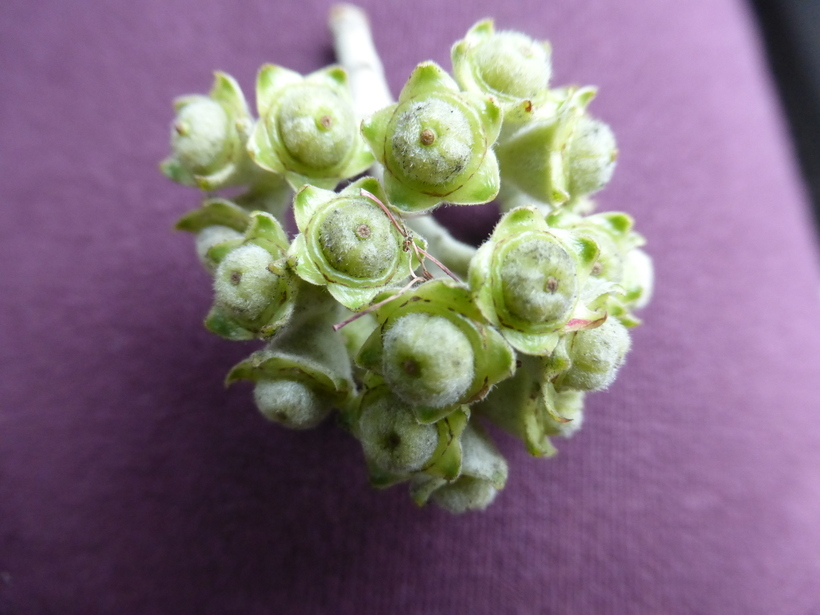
(162, 6, 653, 513)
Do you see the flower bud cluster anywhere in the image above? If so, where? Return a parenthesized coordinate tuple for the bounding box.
(162, 8, 652, 513)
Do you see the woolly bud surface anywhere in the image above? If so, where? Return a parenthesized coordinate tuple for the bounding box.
(359, 393, 438, 474)
(195, 225, 243, 272)
(382, 313, 475, 409)
(214, 244, 285, 322)
(390, 98, 473, 187)
(561, 317, 631, 391)
(317, 198, 398, 279)
(254, 379, 329, 429)
(566, 116, 617, 197)
(473, 31, 551, 100)
(499, 235, 578, 324)
(171, 98, 230, 175)
(275, 84, 356, 170)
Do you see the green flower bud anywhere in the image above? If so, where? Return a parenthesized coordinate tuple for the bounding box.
(357, 280, 515, 423)
(202, 212, 297, 341)
(358, 387, 439, 475)
(555, 317, 631, 392)
(248, 65, 373, 190)
(382, 313, 475, 409)
(452, 20, 552, 109)
(161, 72, 260, 191)
(288, 178, 419, 310)
(410, 423, 508, 513)
(361, 62, 502, 213)
(214, 244, 286, 324)
(565, 115, 617, 197)
(495, 87, 616, 206)
(470, 207, 604, 356)
(254, 379, 330, 429)
(622, 247, 654, 311)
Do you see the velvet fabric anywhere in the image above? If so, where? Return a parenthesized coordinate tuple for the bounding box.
(2, 0, 820, 613)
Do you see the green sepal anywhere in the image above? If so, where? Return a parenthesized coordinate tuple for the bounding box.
(174, 198, 252, 234)
(443, 152, 500, 206)
(289, 233, 327, 286)
(420, 407, 469, 480)
(360, 103, 396, 162)
(204, 305, 256, 341)
(244, 211, 290, 258)
(206, 238, 244, 265)
(247, 120, 286, 174)
(398, 62, 460, 102)
(210, 71, 251, 119)
(255, 64, 302, 116)
(381, 172, 443, 214)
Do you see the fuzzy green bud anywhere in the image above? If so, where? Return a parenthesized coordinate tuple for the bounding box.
(499, 235, 579, 324)
(318, 198, 397, 279)
(171, 98, 231, 176)
(382, 313, 476, 409)
(557, 317, 631, 391)
(359, 391, 439, 474)
(249, 65, 373, 190)
(453, 20, 552, 107)
(361, 62, 502, 213)
(565, 115, 617, 197)
(213, 244, 286, 325)
(276, 84, 356, 170)
(254, 379, 330, 429)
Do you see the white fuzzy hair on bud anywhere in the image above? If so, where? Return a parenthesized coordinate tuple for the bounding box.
(566, 115, 617, 197)
(382, 313, 475, 408)
(359, 393, 438, 474)
(172, 98, 230, 175)
(560, 317, 631, 392)
(431, 425, 507, 513)
(390, 99, 472, 187)
(195, 225, 243, 273)
(473, 31, 551, 99)
(254, 379, 329, 429)
(213, 244, 283, 322)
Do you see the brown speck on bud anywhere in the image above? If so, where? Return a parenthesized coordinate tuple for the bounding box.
(402, 358, 420, 377)
(319, 115, 333, 130)
(174, 122, 189, 136)
(230, 270, 243, 285)
(419, 128, 436, 146)
(591, 262, 603, 276)
(355, 224, 371, 239)
(546, 276, 559, 292)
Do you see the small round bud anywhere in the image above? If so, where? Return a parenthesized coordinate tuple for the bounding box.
(499, 235, 579, 325)
(359, 393, 438, 474)
(317, 198, 399, 279)
(275, 84, 356, 170)
(431, 477, 498, 513)
(566, 115, 617, 197)
(214, 244, 286, 323)
(171, 98, 231, 175)
(390, 98, 473, 187)
(254, 379, 329, 429)
(195, 225, 243, 273)
(560, 317, 631, 391)
(382, 313, 475, 408)
(472, 31, 551, 100)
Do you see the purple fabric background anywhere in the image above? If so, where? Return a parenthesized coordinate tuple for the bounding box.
(2, 0, 820, 613)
